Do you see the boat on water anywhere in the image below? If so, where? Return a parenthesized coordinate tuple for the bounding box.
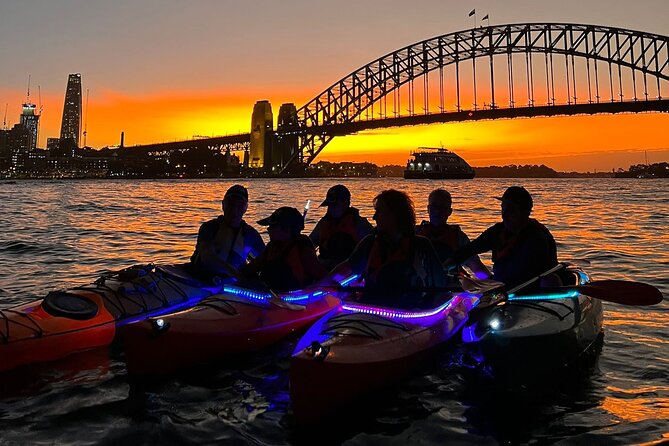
(289, 266, 604, 423)
(121, 285, 341, 376)
(0, 264, 224, 373)
(459, 267, 604, 380)
(404, 147, 475, 179)
(289, 290, 478, 423)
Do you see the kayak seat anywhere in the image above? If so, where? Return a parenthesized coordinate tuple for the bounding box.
(558, 269, 579, 286)
(42, 292, 99, 320)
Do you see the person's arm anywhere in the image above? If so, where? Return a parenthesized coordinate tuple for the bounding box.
(418, 237, 448, 288)
(308, 220, 322, 248)
(194, 221, 240, 276)
(458, 230, 492, 279)
(315, 234, 374, 285)
(300, 245, 328, 282)
(449, 224, 499, 265)
(246, 226, 266, 260)
(241, 247, 265, 276)
(355, 216, 374, 241)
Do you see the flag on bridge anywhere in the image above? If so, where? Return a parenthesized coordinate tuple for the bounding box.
(482, 14, 489, 21)
(468, 9, 476, 17)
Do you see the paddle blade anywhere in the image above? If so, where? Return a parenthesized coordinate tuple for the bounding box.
(578, 280, 664, 306)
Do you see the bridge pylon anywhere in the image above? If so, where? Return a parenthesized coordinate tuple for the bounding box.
(249, 100, 273, 172)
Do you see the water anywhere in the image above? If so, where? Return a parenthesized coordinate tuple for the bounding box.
(0, 178, 667, 445)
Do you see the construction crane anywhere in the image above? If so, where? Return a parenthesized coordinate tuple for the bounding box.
(83, 89, 89, 147)
(38, 85, 43, 115)
(2, 103, 7, 130)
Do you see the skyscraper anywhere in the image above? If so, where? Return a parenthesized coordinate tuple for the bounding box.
(60, 73, 82, 147)
(20, 102, 39, 151)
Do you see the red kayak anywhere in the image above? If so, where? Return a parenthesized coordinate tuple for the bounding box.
(0, 264, 221, 373)
(289, 292, 478, 423)
(121, 285, 341, 375)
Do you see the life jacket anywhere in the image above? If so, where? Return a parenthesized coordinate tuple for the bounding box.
(214, 219, 250, 267)
(362, 234, 431, 305)
(318, 208, 363, 262)
(258, 235, 313, 292)
(416, 222, 461, 262)
(191, 218, 251, 270)
(494, 218, 556, 262)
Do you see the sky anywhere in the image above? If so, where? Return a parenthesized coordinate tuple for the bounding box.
(1, 0, 668, 172)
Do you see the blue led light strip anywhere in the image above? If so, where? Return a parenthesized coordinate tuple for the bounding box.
(221, 274, 360, 304)
(507, 290, 580, 301)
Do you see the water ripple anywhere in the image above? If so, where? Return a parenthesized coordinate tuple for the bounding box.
(0, 178, 667, 444)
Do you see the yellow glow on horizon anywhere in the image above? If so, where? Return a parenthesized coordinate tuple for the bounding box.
(319, 113, 669, 171)
(3, 85, 666, 172)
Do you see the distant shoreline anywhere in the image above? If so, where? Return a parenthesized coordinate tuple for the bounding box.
(2, 162, 667, 180)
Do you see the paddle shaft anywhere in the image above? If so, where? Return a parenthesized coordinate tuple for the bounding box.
(219, 259, 305, 310)
(520, 280, 664, 306)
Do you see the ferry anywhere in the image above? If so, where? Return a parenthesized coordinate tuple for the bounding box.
(404, 147, 475, 179)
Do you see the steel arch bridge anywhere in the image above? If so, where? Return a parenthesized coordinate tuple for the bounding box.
(279, 22, 669, 172)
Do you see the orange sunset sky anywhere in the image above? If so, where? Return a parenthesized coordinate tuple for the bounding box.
(1, 1, 667, 172)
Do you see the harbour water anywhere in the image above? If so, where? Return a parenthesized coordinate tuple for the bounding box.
(0, 178, 667, 445)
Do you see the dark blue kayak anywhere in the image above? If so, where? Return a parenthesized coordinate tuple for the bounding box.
(459, 267, 604, 379)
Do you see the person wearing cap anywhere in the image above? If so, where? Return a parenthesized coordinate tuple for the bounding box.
(309, 184, 374, 270)
(446, 186, 559, 289)
(416, 189, 490, 282)
(243, 207, 327, 292)
(320, 189, 446, 309)
(190, 184, 265, 280)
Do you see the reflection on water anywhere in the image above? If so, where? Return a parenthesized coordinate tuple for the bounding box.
(0, 178, 667, 444)
(603, 385, 669, 423)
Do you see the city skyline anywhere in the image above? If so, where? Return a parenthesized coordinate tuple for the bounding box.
(1, 0, 668, 172)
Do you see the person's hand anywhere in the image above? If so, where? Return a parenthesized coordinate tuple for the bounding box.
(442, 258, 459, 276)
(314, 276, 342, 291)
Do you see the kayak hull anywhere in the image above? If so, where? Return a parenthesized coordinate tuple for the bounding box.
(122, 292, 341, 375)
(0, 264, 221, 373)
(0, 292, 116, 373)
(290, 293, 476, 423)
(460, 269, 604, 379)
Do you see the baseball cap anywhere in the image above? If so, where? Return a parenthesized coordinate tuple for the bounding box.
(257, 207, 305, 233)
(224, 184, 248, 202)
(495, 186, 533, 211)
(320, 184, 351, 207)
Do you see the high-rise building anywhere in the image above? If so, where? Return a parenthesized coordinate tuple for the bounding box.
(20, 102, 39, 151)
(60, 73, 82, 147)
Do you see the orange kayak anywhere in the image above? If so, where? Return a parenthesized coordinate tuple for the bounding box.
(0, 264, 221, 373)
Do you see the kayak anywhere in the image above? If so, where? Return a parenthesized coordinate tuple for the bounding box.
(289, 291, 478, 423)
(121, 285, 341, 375)
(0, 263, 222, 373)
(459, 267, 604, 379)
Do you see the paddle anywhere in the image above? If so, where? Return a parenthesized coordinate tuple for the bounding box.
(511, 280, 664, 306)
(472, 262, 664, 307)
(463, 263, 567, 309)
(303, 199, 311, 221)
(217, 259, 305, 310)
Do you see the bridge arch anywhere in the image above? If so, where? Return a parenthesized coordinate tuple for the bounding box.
(283, 23, 669, 170)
